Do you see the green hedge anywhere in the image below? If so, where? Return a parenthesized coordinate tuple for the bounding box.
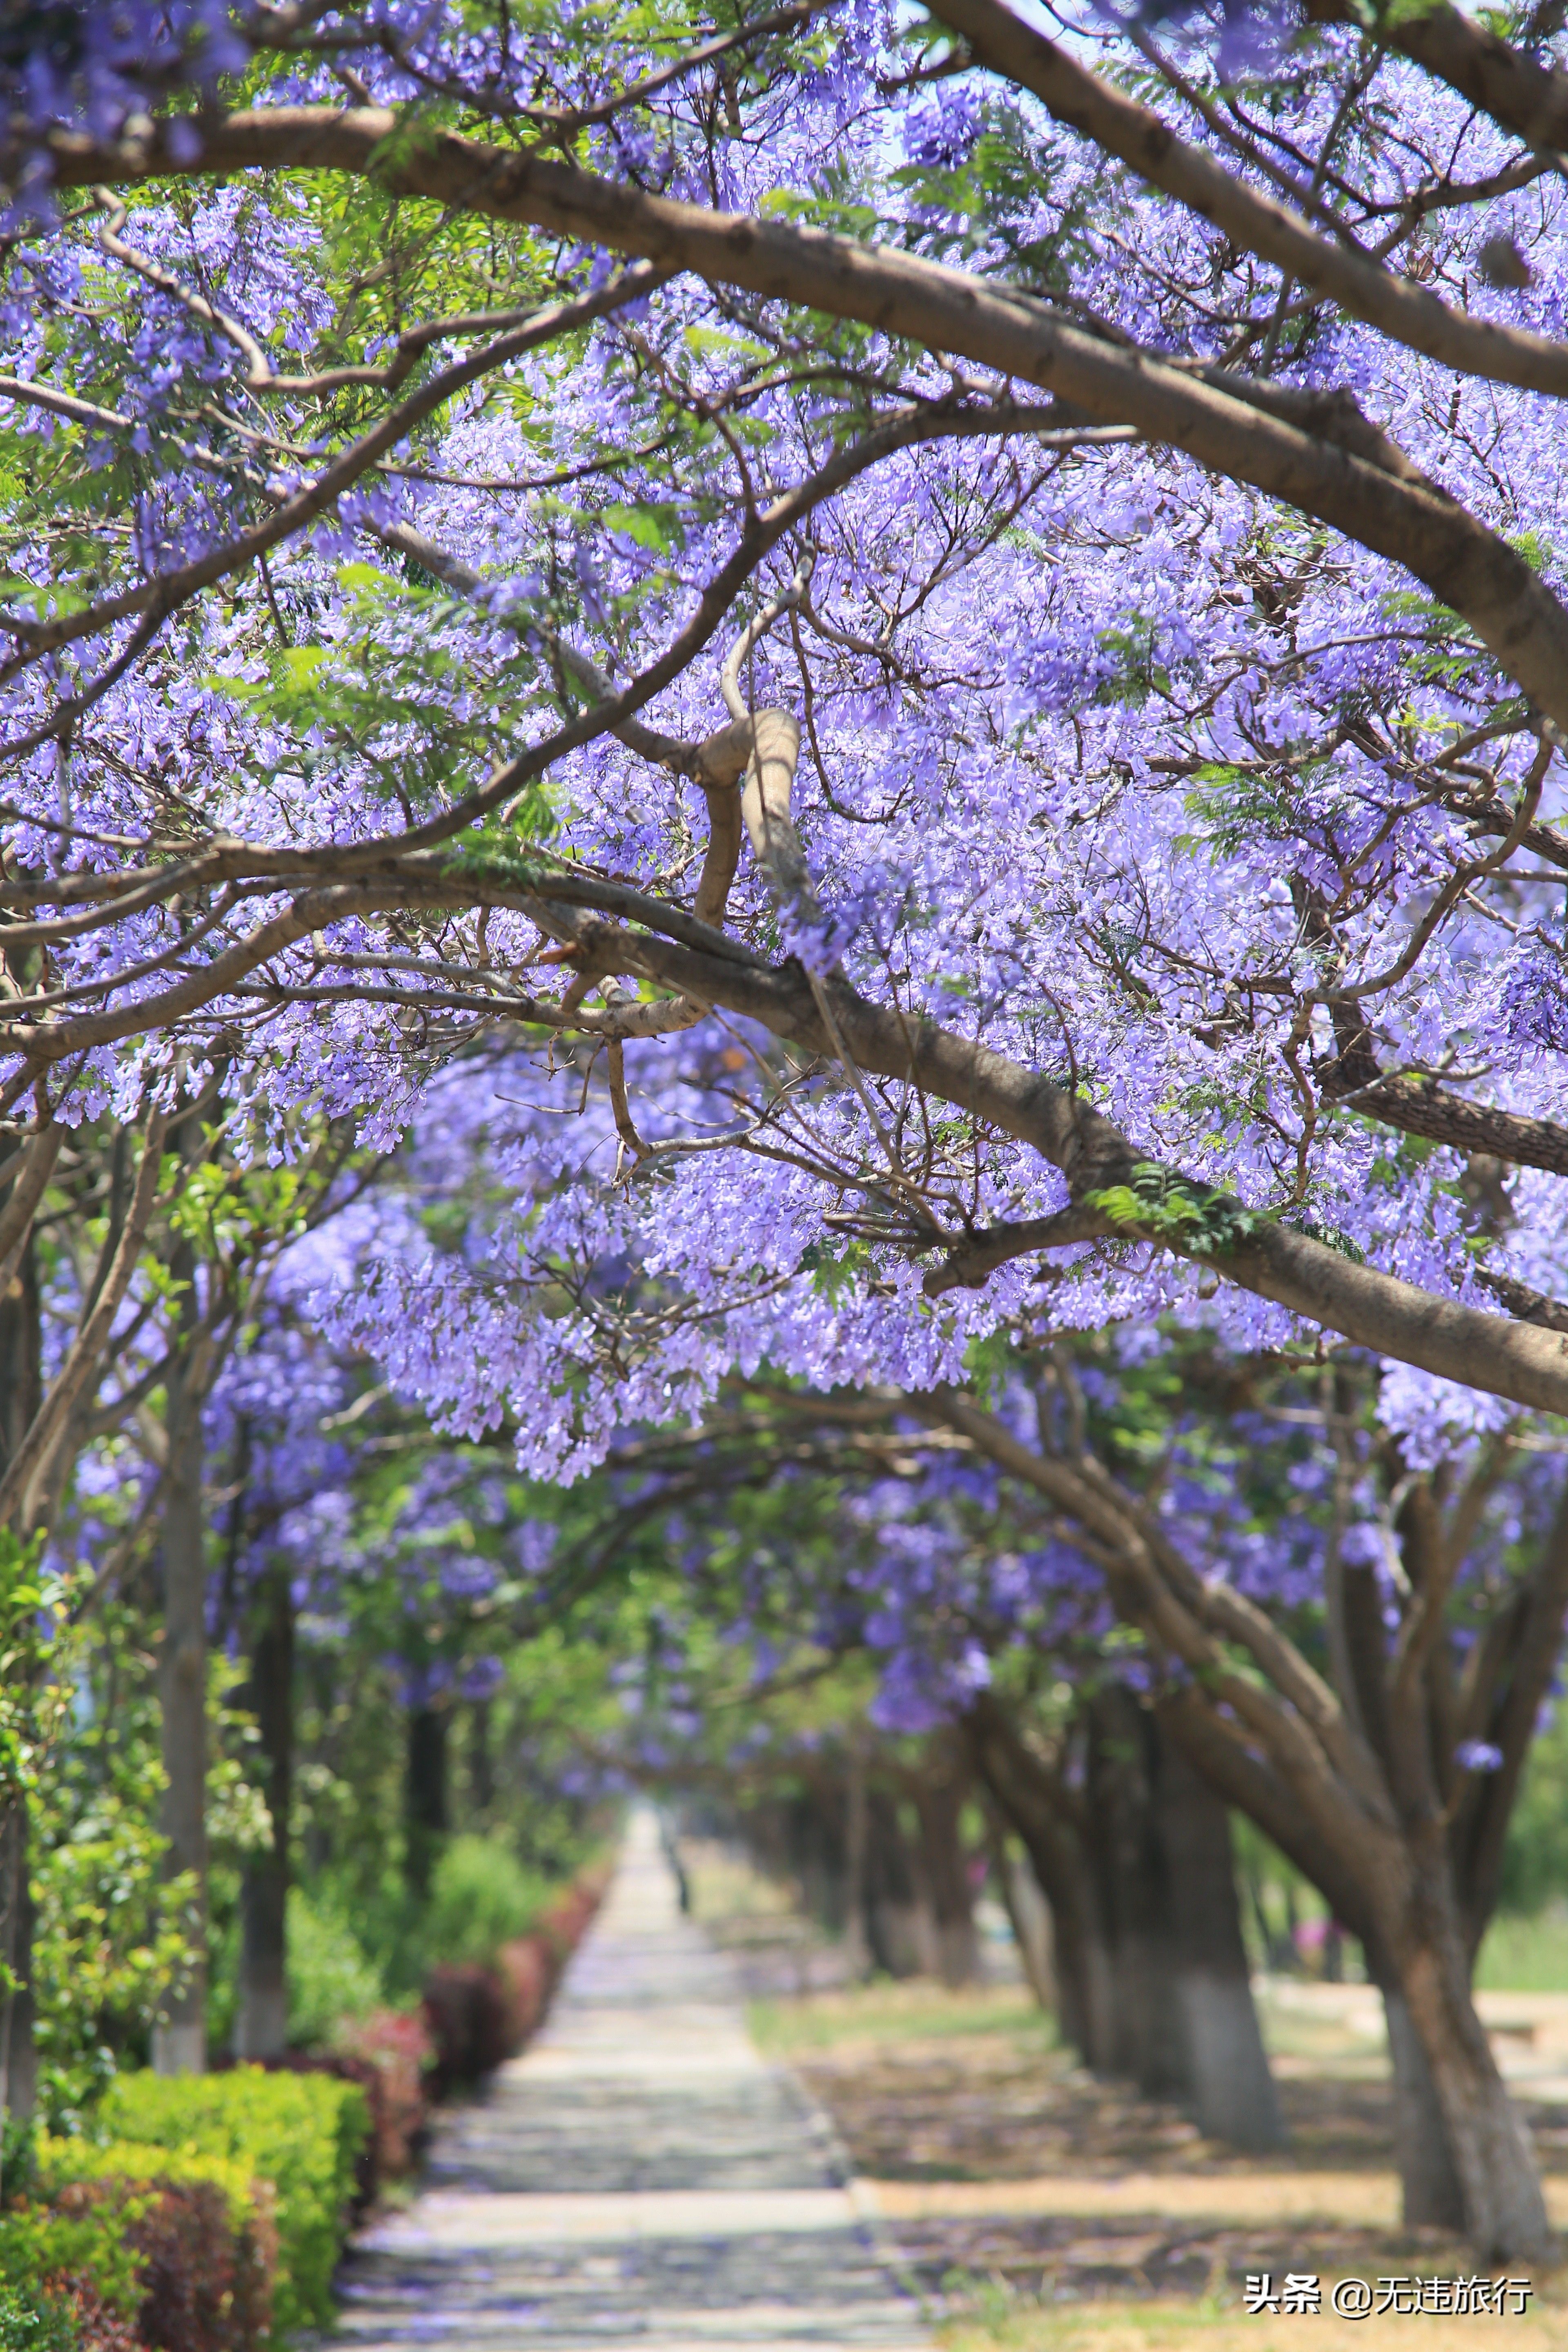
(100, 2067, 368, 2334)
(0, 2132, 270, 2328)
(0, 2285, 77, 2352)
(0, 2187, 151, 2319)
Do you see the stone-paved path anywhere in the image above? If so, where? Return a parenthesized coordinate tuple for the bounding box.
(334, 1811, 929, 2352)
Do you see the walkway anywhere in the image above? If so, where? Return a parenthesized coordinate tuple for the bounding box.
(334, 1812, 929, 2352)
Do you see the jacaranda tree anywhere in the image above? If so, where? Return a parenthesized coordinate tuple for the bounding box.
(5, 0, 1568, 2258)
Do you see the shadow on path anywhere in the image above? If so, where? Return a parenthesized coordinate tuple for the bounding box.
(334, 1810, 929, 2352)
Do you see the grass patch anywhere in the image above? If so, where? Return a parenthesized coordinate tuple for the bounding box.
(937, 2286, 1565, 2352)
(1476, 1909, 1568, 1992)
(749, 1978, 1052, 2055)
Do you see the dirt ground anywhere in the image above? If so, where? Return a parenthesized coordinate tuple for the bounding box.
(757, 1984, 1566, 2310)
(697, 1865, 1568, 2346)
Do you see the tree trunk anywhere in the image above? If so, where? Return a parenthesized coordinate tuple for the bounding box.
(963, 1691, 1114, 2068)
(0, 1797, 36, 2156)
(236, 1561, 293, 2061)
(911, 1746, 978, 1986)
(785, 1780, 846, 1931)
(1387, 1895, 1549, 2261)
(843, 1735, 871, 1980)
(0, 1229, 41, 2138)
(981, 1795, 1056, 2014)
(1156, 1686, 1480, 2215)
(468, 1697, 494, 1816)
(864, 1785, 922, 1977)
(1085, 1690, 1185, 2098)
(1154, 1724, 1284, 2152)
(1381, 1987, 1466, 2231)
(152, 1242, 207, 2078)
(405, 1702, 449, 1898)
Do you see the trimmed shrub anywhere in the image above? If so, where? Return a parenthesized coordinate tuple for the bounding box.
(421, 1964, 509, 2094)
(0, 2281, 137, 2352)
(247, 2054, 382, 2216)
(494, 1936, 552, 2052)
(127, 2178, 274, 2352)
(0, 2180, 153, 2319)
(333, 2009, 431, 2180)
(423, 1839, 548, 1970)
(49, 2282, 141, 2352)
(0, 2284, 80, 2352)
(420, 1864, 606, 2092)
(537, 1884, 597, 1963)
(283, 1891, 383, 2051)
(100, 2068, 366, 2336)
(0, 2137, 277, 2352)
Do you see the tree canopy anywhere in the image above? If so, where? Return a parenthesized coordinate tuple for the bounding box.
(7, 0, 1568, 2271)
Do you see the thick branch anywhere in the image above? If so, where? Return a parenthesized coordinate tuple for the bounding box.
(0, 1114, 166, 1533)
(1309, 0, 1568, 154)
(0, 1123, 62, 1295)
(517, 906, 1568, 1414)
(1476, 1268, 1568, 1334)
(931, 0, 1568, 399)
(1339, 1072, 1568, 1178)
(36, 108, 1568, 732)
(923, 1204, 1119, 1293)
(1155, 1686, 1376, 1943)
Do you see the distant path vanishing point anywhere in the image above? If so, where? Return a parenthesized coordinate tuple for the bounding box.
(334, 1808, 930, 2352)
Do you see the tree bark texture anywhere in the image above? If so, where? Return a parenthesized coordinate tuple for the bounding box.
(1152, 1726, 1284, 2153)
(236, 1560, 293, 2062)
(966, 1685, 1280, 2145)
(0, 1798, 36, 2145)
(153, 1238, 208, 2077)
(864, 1786, 923, 1979)
(404, 1702, 449, 1899)
(1381, 1989, 1466, 2232)
(910, 1738, 980, 1987)
(0, 1227, 41, 2137)
(843, 1737, 871, 1981)
(964, 1690, 1114, 2069)
(1375, 1848, 1548, 2261)
(981, 1796, 1057, 2014)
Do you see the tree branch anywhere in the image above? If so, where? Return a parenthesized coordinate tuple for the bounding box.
(34, 107, 1568, 733)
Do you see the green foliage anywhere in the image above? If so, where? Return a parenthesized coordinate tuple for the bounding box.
(441, 810, 560, 887)
(284, 1887, 385, 2049)
(1496, 1704, 1568, 1917)
(161, 1157, 315, 1263)
(98, 2067, 368, 2334)
(0, 2135, 270, 2330)
(1093, 614, 1170, 708)
(1180, 762, 1319, 860)
(36, 2132, 258, 2235)
(0, 2285, 76, 2352)
(0, 1532, 74, 1820)
(1085, 1161, 1264, 1256)
(29, 1621, 255, 2130)
(1475, 1907, 1568, 1991)
(30, 1796, 197, 2129)
(0, 2182, 154, 2319)
(423, 1835, 550, 1969)
(211, 563, 566, 824)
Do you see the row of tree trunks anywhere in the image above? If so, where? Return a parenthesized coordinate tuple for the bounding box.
(965, 1686, 1283, 2152)
(735, 1736, 982, 1985)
